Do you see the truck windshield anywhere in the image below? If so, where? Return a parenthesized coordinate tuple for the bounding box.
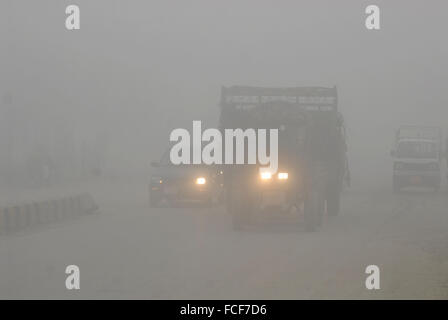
(396, 141, 437, 159)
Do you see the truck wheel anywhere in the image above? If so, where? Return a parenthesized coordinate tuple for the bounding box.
(327, 192, 340, 217)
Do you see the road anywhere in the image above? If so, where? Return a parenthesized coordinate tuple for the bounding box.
(1, 178, 448, 299)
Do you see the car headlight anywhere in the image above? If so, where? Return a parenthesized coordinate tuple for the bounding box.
(196, 177, 206, 185)
(278, 172, 288, 180)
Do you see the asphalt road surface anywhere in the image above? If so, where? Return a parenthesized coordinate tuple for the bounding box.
(1, 178, 448, 299)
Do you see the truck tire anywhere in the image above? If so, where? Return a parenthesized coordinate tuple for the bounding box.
(326, 191, 340, 217)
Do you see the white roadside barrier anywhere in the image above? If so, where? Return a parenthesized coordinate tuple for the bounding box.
(0, 193, 98, 234)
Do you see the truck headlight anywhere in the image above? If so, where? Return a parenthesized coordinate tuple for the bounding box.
(196, 177, 206, 185)
(278, 172, 289, 180)
(260, 172, 272, 180)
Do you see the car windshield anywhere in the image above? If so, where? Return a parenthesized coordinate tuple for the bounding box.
(396, 141, 437, 159)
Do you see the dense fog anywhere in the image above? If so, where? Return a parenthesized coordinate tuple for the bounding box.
(1, 1, 448, 299)
(2, 1, 447, 182)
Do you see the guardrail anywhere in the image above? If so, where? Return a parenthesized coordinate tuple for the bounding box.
(0, 193, 98, 234)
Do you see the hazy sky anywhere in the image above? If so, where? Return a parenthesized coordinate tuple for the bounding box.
(2, 1, 447, 180)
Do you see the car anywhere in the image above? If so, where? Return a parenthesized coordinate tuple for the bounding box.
(149, 148, 223, 207)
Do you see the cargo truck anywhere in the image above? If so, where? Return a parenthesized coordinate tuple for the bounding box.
(219, 86, 348, 231)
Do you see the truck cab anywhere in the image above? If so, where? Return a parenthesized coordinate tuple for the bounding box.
(392, 126, 442, 192)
